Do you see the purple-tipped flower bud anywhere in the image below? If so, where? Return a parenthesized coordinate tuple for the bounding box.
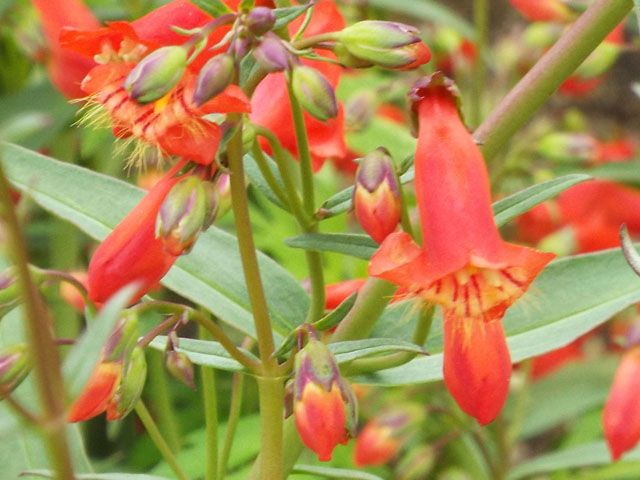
(345, 91, 376, 132)
(294, 337, 358, 461)
(156, 176, 208, 255)
(0, 269, 20, 317)
(353, 148, 402, 244)
(216, 174, 232, 218)
(0, 343, 31, 399)
(166, 350, 196, 390)
(536, 132, 598, 163)
(291, 65, 338, 121)
(201, 181, 220, 231)
(338, 21, 431, 69)
(245, 7, 276, 36)
(106, 346, 147, 420)
(252, 32, 293, 72)
(103, 312, 139, 363)
(333, 43, 374, 69)
(193, 54, 235, 107)
(124, 46, 187, 103)
(232, 34, 254, 59)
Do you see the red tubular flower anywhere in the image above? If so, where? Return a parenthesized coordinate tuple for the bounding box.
(68, 361, 122, 422)
(31, 0, 99, 98)
(603, 347, 640, 460)
(88, 164, 186, 304)
(61, 1, 250, 165)
(369, 74, 554, 425)
(251, 0, 348, 172)
(325, 279, 367, 310)
(510, 0, 575, 22)
(353, 419, 402, 467)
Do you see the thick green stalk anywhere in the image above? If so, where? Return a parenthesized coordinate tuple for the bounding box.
(200, 327, 219, 480)
(256, 376, 284, 480)
(227, 114, 277, 368)
(286, 78, 325, 322)
(470, 0, 489, 127)
(135, 401, 190, 480)
(474, 0, 633, 160)
(0, 161, 75, 479)
(146, 350, 181, 452)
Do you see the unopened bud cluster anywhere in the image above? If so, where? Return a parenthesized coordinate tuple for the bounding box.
(156, 175, 219, 256)
(164, 331, 195, 390)
(0, 344, 31, 399)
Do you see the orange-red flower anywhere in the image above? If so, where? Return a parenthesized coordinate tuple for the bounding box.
(251, 0, 348, 172)
(88, 163, 186, 304)
(603, 347, 640, 460)
(67, 361, 122, 422)
(31, 0, 99, 98)
(510, 0, 575, 22)
(60, 1, 250, 165)
(369, 74, 554, 425)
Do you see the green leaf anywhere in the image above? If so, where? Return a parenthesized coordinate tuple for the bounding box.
(314, 291, 358, 331)
(358, 246, 640, 385)
(367, 0, 475, 38)
(22, 472, 172, 480)
(347, 116, 416, 165)
(0, 143, 309, 339)
(273, 4, 310, 29)
(556, 162, 640, 184)
(292, 465, 385, 480)
(62, 284, 137, 399)
(493, 174, 591, 227)
(188, 0, 232, 17)
(329, 338, 426, 364)
(507, 441, 640, 480)
(244, 152, 286, 209)
(284, 233, 378, 259)
(517, 357, 618, 439)
(148, 337, 258, 372)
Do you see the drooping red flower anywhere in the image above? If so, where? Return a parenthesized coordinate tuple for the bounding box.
(68, 361, 122, 422)
(31, 0, 99, 98)
(88, 162, 186, 304)
(60, 0, 251, 164)
(603, 347, 640, 460)
(369, 74, 554, 425)
(510, 0, 575, 22)
(251, 0, 348, 172)
(353, 418, 402, 467)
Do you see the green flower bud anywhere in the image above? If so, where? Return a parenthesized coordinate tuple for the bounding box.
(156, 176, 209, 255)
(124, 46, 187, 103)
(193, 54, 236, 107)
(394, 445, 435, 480)
(291, 65, 337, 121)
(201, 181, 220, 231)
(106, 346, 147, 420)
(537, 132, 597, 163)
(0, 343, 31, 399)
(103, 312, 139, 363)
(166, 350, 196, 390)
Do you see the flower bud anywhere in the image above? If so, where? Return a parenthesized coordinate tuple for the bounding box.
(156, 176, 208, 255)
(536, 132, 598, 163)
(124, 46, 187, 103)
(353, 406, 419, 467)
(394, 445, 435, 480)
(344, 91, 376, 132)
(0, 344, 31, 399)
(103, 312, 139, 363)
(338, 21, 431, 69)
(232, 34, 254, 59)
(353, 148, 402, 244)
(333, 43, 373, 69)
(215, 174, 232, 218)
(603, 347, 640, 460)
(193, 54, 236, 107)
(59, 271, 89, 313)
(252, 32, 293, 72)
(291, 65, 337, 121)
(166, 350, 196, 390)
(106, 346, 147, 420)
(201, 181, 220, 231)
(575, 41, 621, 79)
(294, 337, 358, 461)
(245, 6, 276, 36)
(68, 361, 122, 422)
(0, 269, 21, 317)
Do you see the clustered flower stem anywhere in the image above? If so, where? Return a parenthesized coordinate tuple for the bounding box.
(474, 0, 634, 161)
(0, 159, 75, 480)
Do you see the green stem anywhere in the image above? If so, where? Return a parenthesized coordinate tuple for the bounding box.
(256, 376, 284, 480)
(250, 142, 291, 210)
(200, 325, 219, 480)
(473, 0, 633, 161)
(0, 160, 75, 479)
(471, 0, 489, 127)
(6, 395, 39, 424)
(286, 76, 325, 322)
(397, 175, 416, 241)
(145, 350, 181, 452)
(135, 401, 190, 480)
(292, 32, 339, 50)
(227, 113, 277, 369)
(218, 368, 245, 479)
(340, 305, 433, 376)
